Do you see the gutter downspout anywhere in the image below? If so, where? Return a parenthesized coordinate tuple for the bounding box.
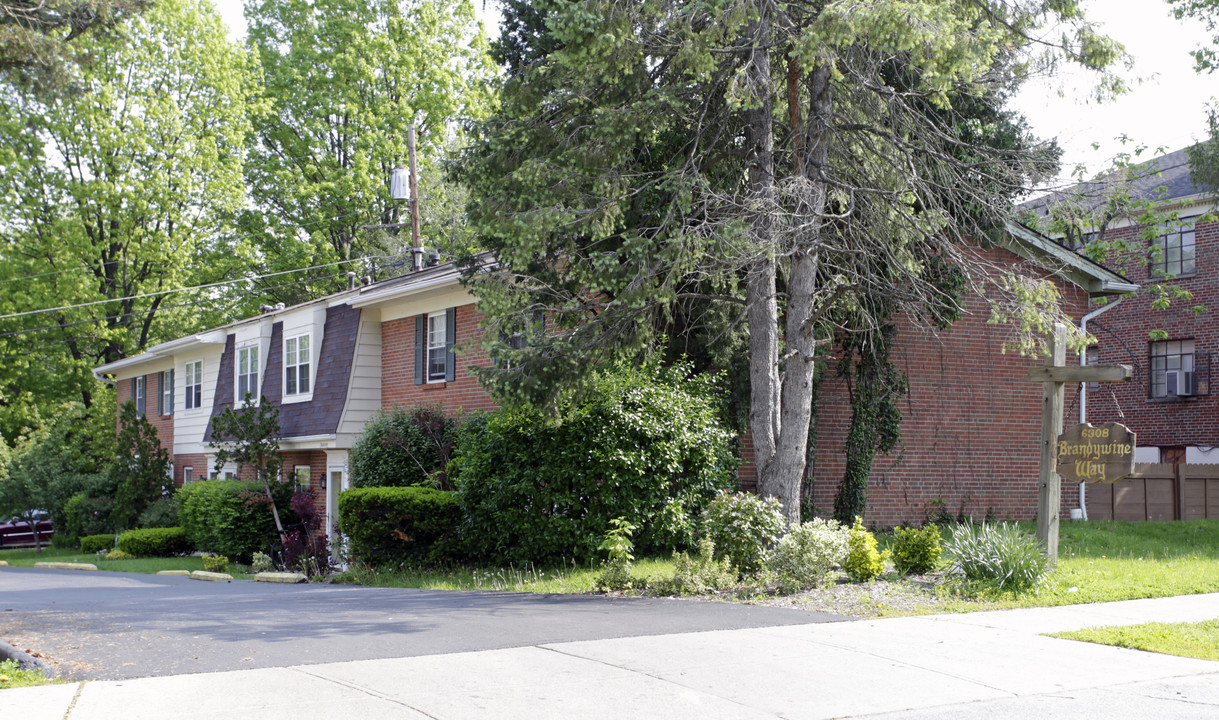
(1077, 298, 1124, 521)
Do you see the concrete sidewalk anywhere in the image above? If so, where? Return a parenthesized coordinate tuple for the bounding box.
(7, 593, 1218, 719)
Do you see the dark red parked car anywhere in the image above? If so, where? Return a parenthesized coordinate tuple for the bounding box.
(0, 512, 54, 548)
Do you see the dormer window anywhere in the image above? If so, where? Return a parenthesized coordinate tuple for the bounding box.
(237, 346, 259, 403)
(285, 334, 311, 395)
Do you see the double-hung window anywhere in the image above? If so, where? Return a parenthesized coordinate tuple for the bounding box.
(285, 334, 311, 395)
(415, 307, 456, 384)
(1150, 339, 1196, 398)
(1150, 224, 1196, 278)
(158, 369, 174, 415)
(133, 376, 146, 417)
(427, 312, 447, 382)
(237, 346, 259, 403)
(184, 360, 203, 410)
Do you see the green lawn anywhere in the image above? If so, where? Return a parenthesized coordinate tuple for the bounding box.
(932, 520, 1219, 611)
(0, 547, 252, 577)
(1050, 619, 1219, 661)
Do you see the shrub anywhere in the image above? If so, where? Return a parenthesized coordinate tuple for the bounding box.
(453, 363, 737, 565)
(765, 518, 849, 593)
(116, 527, 191, 557)
(338, 486, 461, 565)
(702, 491, 785, 576)
(594, 518, 636, 592)
(80, 533, 115, 553)
(202, 554, 229, 573)
(103, 549, 133, 560)
(652, 537, 737, 596)
(892, 524, 943, 575)
(349, 406, 459, 489)
(843, 516, 888, 582)
(63, 490, 116, 541)
(250, 552, 274, 574)
(137, 497, 180, 529)
(281, 492, 330, 576)
(178, 480, 294, 563)
(943, 522, 1048, 594)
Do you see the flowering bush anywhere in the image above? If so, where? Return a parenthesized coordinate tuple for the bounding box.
(765, 518, 849, 592)
(702, 491, 786, 576)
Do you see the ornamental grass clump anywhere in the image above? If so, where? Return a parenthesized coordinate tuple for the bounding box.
(943, 522, 1048, 594)
(843, 516, 888, 582)
(892, 524, 943, 575)
(765, 518, 849, 593)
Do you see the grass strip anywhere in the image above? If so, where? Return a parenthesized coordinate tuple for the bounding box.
(1050, 619, 1219, 661)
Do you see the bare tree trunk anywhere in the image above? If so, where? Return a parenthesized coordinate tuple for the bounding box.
(758, 62, 834, 526)
(262, 473, 288, 543)
(743, 7, 780, 489)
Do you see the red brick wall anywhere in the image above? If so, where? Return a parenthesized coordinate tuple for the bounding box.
(116, 371, 175, 466)
(281, 450, 328, 508)
(746, 252, 1091, 527)
(1082, 220, 1219, 450)
(382, 303, 501, 417)
(174, 453, 209, 487)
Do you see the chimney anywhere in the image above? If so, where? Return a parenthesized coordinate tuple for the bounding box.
(347, 271, 357, 290)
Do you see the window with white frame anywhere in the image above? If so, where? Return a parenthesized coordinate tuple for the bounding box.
(184, 360, 203, 410)
(133, 376, 146, 417)
(285, 334, 311, 395)
(427, 312, 447, 382)
(159, 369, 174, 415)
(183, 466, 194, 484)
(237, 345, 259, 403)
(1150, 339, 1196, 398)
(294, 465, 311, 490)
(1151, 224, 1196, 278)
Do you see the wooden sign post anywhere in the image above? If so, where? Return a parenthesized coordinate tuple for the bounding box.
(1025, 323, 1132, 567)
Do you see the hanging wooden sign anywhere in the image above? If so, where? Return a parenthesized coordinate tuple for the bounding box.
(1056, 422, 1136, 484)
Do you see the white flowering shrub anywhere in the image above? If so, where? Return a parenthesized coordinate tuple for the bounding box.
(765, 518, 850, 593)
(702, 491, 786, 576)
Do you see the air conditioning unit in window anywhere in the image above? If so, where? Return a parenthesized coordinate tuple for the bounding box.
(1166, 370, 1196, 397)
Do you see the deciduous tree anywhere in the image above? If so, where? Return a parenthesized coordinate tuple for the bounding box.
(241, 0, 496, 304)
(0, 0, 259, 440)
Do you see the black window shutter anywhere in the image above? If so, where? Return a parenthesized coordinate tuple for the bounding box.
(445, 307, 457, 382)
(414, 314, 426, 385)
(157, 372, 164, 416)
(168, 368, 174, 414)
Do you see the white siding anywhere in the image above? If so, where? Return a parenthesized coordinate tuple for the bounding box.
(173, 343, 227, 456)
(336, 308, 383, 445)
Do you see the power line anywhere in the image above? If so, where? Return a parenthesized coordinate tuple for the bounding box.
(0, 255, 396, 322)
(0, 270, 356, 341)
(0, 207, 388, 286)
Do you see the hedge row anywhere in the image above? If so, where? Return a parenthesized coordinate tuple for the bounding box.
(80, 533, 115, 553)
(178, 480, 294, 563)
(338, 486, 461, 564)
(116, 527, 192, 557)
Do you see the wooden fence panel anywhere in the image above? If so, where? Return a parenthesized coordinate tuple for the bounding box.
(1095, 463, 1219, 521)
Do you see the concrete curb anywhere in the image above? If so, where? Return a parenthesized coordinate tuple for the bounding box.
(156, 570, 192, 576)
(0, 638, 56, 678)
(33, 562, 97, 571)
(189, 570, 233, 582)
(254, 572, 307, 584)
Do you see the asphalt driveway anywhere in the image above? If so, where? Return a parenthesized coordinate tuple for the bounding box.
(0, 567, 845, 680)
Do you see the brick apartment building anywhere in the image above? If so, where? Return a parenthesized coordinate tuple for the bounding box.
(96, 223, 1134, 530)
(1025, 148, 1218, 468)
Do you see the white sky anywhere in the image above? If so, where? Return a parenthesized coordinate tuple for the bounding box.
(210, 0, 1216, 185)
